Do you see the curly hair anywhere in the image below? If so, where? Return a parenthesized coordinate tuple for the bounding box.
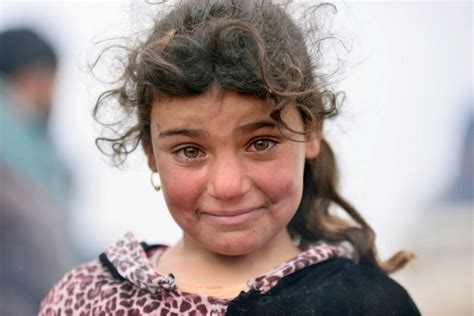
(93, 0, 413, 273)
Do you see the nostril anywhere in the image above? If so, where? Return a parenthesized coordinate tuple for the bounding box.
(208, 172, 250, 200)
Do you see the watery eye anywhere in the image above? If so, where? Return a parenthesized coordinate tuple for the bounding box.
(182, 146, 200, 159)
(173, 145, 207, 163)
(251, 139, 274, 152)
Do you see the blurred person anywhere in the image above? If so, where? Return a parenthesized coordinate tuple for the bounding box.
(0, 28, 73, 315)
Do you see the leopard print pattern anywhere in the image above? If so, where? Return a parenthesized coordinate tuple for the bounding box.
(39, 232, 345, 315)
(40, 232, 228, 315)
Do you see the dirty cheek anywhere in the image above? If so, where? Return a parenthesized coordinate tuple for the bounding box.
(263, 159, 303, 208)
(159, 165, 205, 217)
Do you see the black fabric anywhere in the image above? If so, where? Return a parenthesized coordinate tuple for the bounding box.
(226, 258, 420, 316)
(140, 241, 164, 253)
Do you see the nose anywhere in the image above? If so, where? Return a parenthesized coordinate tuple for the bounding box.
(207, 153, 251, 201)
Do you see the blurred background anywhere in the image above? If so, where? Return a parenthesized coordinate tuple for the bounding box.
(0, 0, 471, 315)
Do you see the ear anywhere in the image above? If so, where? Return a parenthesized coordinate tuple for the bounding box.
(304, 122, 322, 160)
(144, 143, 158, 172)
(305, 137, 321, 160)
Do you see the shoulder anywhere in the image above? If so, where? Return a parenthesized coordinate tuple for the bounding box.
(38, 236, 169, 316)
(288, 258, 420, 315)
(231, 258, 420, 316)
(317, 258, 418, 312)
(38, 259, 120, 315)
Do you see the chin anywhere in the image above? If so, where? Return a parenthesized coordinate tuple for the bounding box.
(203, 233, 269, 257)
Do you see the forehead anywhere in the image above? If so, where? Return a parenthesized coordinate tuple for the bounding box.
(151, 89, 275, 127)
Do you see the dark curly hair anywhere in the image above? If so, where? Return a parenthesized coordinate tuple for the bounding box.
(93, 0, 413, 273)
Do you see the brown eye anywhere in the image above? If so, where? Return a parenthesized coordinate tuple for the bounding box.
(183, 146, 200, 158)
(254, 139, 270, 151)
(252, 139, 276, 152)
(248, 138, 278, 153)
(173, 145, 206, 163)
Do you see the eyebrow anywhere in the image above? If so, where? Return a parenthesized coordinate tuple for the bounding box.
(157, 127, 208, 139)
(156, 120, 278, 139)
(236, 120, 279, 134)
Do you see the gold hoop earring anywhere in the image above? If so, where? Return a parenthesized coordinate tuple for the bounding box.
(150, 171, 161, 191)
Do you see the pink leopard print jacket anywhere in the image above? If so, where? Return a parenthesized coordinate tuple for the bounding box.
(39, 232, 345, 315)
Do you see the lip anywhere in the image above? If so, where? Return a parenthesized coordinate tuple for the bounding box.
(200, 206, 265, 226)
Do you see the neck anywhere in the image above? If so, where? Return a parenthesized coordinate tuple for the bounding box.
(156, 229, 301, 289)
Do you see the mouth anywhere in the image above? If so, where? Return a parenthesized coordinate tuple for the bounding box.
(200, 205, 267, 226)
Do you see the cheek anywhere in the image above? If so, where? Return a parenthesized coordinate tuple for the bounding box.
(157, 162, 206, 218)
(256, 150, 305, 210)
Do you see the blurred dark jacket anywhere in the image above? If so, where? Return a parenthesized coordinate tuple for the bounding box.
(0, 166, 71, 315)
(0, 29, 73, 315)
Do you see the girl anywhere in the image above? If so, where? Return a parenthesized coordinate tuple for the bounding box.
(40, 0, 420, 315)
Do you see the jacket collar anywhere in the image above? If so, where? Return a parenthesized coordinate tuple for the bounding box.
(101, 232, 347, 295)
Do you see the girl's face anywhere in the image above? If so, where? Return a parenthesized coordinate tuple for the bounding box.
(146, 89, 320, 256)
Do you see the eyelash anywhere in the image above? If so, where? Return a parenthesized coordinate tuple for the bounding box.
(172, 138, 279, 162)
(247, 138, 278, 153)
(173, 145, 206, 162)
